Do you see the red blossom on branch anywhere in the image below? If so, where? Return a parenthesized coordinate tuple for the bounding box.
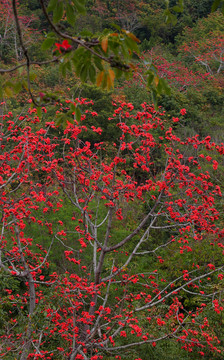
(54, 40, 72, 52)
(0, 99, 223, 359)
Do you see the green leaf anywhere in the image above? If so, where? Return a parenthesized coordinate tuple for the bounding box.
(79, 30, 93, 37)
(108, 39, 120, 55)
(173, 0, 183, 12)
(149, 65, 158, 75)
(73, 0, 86, 14)
(41, 37, 56, 50)
(65, 61, 72, 72)
(102, 28, 112, 36)
(72, 48, 89, 71)
(75, 105, 81, 121)
(124, 36, 139, 54)
(55, 112, 70, 128)
(111, 23, 121, 31)
(70, 103, 76, 112)
(167, 13, 177, 25)
(53, 1, 64, 23)
(47, 0, 58, 12)
(94, 56, 103, 71)
(46, 32, 56, 38)
(151, 90, 158, 109)
(88, 65, 96, 83)
(80, 63, 89, 82)
(120, 43, 130, 59)
(164, 0, 169, 9)
(147, 73, 154, 86)
(159, 78, 171, 95)
(164, 9, 177, 25)
(72, 47, 85, 61)
(101, 72, 107, 89)
(55, 114, 64, 126)
(172, 5, 182, 12)
(59, 63, 67, 77)
(75, 60, 84, 75)
(66, 3, 76, 26)
(157, 80, 163, 94)
(36, 107, 42, 119)
(62, 119, 70, 129)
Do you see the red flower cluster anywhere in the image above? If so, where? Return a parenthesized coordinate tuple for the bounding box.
(55, 40, 72, 52)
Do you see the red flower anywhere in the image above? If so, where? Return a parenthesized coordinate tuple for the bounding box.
(213, 160, 218, 170)
(207, 263, 215, 270)
(180, 108, 187, 115)
(75, 355, 84, 360)
(55, 40, 72, 53)
(120, 331, 127, 337)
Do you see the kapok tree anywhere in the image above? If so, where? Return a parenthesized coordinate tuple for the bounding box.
(120, 48, 212, 96)
(0, 99, 223, 359)
(179, 11, 224, 75)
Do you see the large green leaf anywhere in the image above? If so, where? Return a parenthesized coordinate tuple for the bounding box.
(94, 56, 103, 71)
(88, 65, 96, 83)
(73, 0, 86, 15)
(47, 0, 58, 12)
(147, 72, 154, 87)
(41, 37, 56, 51)
(66, 3, 76, 26)
(157, 78, 171, 95)
(79, 63, 89, 82)
(75, 105, 81, 122)
(53, 1, 64, 23)
(59, 63, 67, 77)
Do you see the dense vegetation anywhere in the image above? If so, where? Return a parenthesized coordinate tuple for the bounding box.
(0, 1, 223, 359)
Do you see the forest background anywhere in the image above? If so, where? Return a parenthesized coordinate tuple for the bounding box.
(0, 0, 224, 359)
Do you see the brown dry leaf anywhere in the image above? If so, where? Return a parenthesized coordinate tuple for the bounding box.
(127, 32, 141, 43)
(108, 69, 115, 89)
(154, 76, 159, 87)
(122, 29, 141, 43)
(107, 74, 112, 90)
(101, 37, 108, 53)
(96, 71, 104, 86)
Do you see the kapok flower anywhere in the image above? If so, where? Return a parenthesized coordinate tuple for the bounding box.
(180, 108, 187, 115)
(55, 40, 72, 53)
